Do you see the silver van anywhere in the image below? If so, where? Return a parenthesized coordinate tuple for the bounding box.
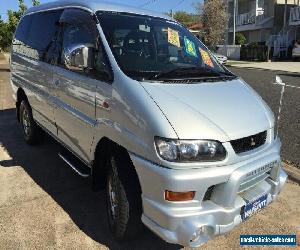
(10, 0, 287, 247)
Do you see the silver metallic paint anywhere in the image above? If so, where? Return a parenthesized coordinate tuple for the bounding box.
(10, 1, 287, 247)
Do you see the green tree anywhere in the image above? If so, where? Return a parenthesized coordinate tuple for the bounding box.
(235, 32, 247, 45)
(0, 0, 35, 50)
(32, 0, 40, 6)
(0, 17, 10, 51)
(196, 0, 228, 47)
(172, 11, 196, 27)
(6, 0, 27, 46)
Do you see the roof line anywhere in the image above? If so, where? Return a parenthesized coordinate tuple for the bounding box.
(25, 0, 173, 21)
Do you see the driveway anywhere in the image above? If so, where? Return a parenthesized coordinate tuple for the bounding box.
(0, 65, 299, 249)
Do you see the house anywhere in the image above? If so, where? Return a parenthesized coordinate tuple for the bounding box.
(187, 23, 203, 37)
(289, 4, 300, 40)
(227, 0, 300, 45)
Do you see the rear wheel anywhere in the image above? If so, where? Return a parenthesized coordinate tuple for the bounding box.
(19, 100, 44, 145)
(105, 149, 143, 240)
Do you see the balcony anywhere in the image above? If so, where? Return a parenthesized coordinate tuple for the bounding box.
(236, 12, 256, 26)
(236, 11, 270, 26)
(290, 6, 300, 26)
(229, 11, 273, 32)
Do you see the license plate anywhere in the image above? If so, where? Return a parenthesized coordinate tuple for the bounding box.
(241, 194, 268, 221)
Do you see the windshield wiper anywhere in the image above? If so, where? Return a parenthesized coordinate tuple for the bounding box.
(149, 66, 233, 80)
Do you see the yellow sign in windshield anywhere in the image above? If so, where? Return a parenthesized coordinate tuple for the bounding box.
(199, 48, 214, 68)
(168, 28, 181, 48)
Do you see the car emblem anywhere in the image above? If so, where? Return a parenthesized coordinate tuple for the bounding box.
(250, 137, 256, 146)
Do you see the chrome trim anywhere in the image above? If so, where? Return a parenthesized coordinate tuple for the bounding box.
(25, 6, 94, 16)
(58, 153, 90, 177)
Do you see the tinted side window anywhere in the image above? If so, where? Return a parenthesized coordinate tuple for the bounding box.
(26, 10, 62, 61)
(60, 9, 112, 82)
(13, 15, 32, 57)
(15, 15, 32, 43)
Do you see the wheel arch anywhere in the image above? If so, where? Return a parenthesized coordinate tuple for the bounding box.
(92, 137, 142, 194)
(16, 87, 29, 122)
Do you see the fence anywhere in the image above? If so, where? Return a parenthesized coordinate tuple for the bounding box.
(240, 45, 268, 61)
(217, 45, 241, 60)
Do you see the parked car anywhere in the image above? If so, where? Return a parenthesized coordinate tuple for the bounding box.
(213, 52, 228, 64)
(11, 0, 287, 248)
(292, 42, 300, 60)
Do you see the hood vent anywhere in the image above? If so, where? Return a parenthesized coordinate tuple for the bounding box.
(162, 76, 237, 84)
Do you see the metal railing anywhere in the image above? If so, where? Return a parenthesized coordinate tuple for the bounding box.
(234, 11, 267, 27)
(236, 12, 256, 26)
(289, 6, 300, 24)
(268, 23, 297, 58)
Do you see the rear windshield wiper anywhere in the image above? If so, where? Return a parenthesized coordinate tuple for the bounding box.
(149, 66, 234, 80)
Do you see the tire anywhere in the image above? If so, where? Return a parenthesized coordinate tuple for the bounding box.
(19, 100, 44, 145)
(105, 148, 143, 240)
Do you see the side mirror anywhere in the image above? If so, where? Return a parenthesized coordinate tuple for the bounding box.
(64, 43, 95, 70)
(64, 43, 113, 82)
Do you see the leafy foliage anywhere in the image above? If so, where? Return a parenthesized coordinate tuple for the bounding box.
(0, 0, 39, 51)
(197, 0, 228, 47)
(0, 18, 10, 51)
(235, 32, 247, 45)
(32, 0, 40, 6)
(172, 11, 197, 27)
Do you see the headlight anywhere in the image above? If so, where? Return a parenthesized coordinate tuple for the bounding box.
(155, 137, 226, 162)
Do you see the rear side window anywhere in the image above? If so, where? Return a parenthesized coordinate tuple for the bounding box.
(13, 15, 32, 56)
(27, 10, 62, 53)
(13, 10, 62, 61)
(15, 15, 32, 43)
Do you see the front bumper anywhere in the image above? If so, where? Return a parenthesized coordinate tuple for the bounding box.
(130, 139, 287, 247)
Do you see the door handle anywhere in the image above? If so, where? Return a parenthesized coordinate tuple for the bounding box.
(102, 101, 110, 109)
(99, 101, 110, 110)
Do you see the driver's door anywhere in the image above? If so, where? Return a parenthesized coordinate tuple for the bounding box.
(52, 8, 103, 163)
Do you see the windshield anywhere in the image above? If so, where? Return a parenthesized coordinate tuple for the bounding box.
(97, 12, 233, 81)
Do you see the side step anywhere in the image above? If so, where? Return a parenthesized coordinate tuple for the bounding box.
(58, 151, 91, 178)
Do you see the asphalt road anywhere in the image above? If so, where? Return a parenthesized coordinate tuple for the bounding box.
(229, 67, 300, 167)
(0, 65, 299, 249)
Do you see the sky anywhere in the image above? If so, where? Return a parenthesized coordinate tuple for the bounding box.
(0, 0, 201, 20)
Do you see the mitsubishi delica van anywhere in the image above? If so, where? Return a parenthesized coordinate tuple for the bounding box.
(10, 0, 287, 247)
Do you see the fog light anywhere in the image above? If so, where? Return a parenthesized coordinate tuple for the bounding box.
(165, 191, 195, 202)
(190, 228, 203, 242)
(190, 226, 214, 243)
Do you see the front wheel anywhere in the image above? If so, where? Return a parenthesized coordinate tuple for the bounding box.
(19, 100, 44, 145)
(106, 150, 143, 240)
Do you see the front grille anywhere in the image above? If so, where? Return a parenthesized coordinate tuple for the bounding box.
(231, 131, 267, 154)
